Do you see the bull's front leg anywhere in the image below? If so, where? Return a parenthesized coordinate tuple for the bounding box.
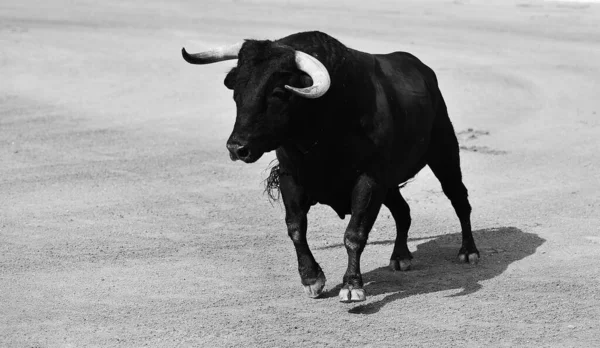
(339, 174, 386, 302)
(280, 174, 326, 298)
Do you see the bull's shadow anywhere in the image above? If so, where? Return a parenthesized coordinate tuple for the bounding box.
(320, 227, 544, 314)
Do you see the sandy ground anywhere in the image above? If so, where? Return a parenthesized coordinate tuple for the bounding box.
(1, 0, 599, 347)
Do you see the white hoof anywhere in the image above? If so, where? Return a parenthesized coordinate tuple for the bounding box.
(390, 259, 412, 271)
(351, 288, 366, 302)
(303, 272, 326, 298)
(399, 259, 412, 271)
(468, 253, 480, 265)
(339, 287, 351, 302)
(339, 287, 366, 302)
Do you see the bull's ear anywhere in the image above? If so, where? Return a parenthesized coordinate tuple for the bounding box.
(224, 67, 238, 90)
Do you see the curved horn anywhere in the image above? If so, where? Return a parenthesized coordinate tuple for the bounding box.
(181, 42, 243, 64)
(285, 51, 331, 98)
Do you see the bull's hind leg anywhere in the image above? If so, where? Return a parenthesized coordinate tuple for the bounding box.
(280, 174, 326, 298)
(427, 123, 480, 264)
(384, 188, 413, 271)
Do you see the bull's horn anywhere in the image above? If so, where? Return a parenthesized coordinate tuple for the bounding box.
(181, 42, 243, 64)
(285, 51, 331, 98)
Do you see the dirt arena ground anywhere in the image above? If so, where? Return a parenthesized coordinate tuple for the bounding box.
(1, 0, 599, 347)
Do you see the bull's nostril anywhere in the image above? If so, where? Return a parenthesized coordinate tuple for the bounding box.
(237, 147, 249, 159)
(226, 141, 251, 161)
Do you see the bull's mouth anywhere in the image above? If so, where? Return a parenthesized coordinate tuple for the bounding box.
(230, 149, 265, 163)
(227, 138, 279, 164)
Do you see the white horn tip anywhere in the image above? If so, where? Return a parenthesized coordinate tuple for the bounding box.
(285, 84, 327, 98)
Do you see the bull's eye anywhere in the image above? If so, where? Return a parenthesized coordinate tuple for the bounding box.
(270, 87, 287, 100)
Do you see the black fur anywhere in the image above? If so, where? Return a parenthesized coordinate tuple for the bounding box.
(264, 163, 281, 202)
(191, 31, 480, 299)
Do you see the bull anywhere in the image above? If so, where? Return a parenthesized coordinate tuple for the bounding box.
(182, 31, 479, 302)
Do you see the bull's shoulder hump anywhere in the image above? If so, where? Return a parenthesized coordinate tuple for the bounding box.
(373, 51, 429, 74)
(375, 51, 420, 60)
(373, 51, 436, 95)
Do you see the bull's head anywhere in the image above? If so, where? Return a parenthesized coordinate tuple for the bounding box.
(182, 40, 331, 163)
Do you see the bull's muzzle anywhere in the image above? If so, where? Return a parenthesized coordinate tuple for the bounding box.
(226, 141, 251, 162)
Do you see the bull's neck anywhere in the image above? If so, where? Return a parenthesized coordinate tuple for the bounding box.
(327, 47, 377, 117)
(289, 48, 376, 156)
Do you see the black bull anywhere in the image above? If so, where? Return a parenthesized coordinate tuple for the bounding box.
(182, 31, 479, 302)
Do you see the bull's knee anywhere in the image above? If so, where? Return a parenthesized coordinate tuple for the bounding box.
(344, 230, 368, 252)
(287, 222, 304, 243)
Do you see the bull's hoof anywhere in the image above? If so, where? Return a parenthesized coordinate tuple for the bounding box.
(303, 271, 326, 298)
(389, 259, 412, 271)
(467, 253, 480, 264)
(458, 252, 480, 264)
(339, 286, 366, 303)
(458, 244, 480, 265)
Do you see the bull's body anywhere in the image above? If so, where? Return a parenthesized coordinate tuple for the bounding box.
(276, 40, 439, 218)
(183, 31, 479, 302)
